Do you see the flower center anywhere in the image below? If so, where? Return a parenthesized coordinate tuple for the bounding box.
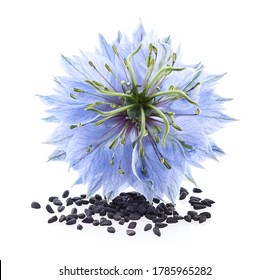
(72, 43, 199, 149)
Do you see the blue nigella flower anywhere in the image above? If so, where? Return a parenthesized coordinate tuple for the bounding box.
(40, 23, 233, 202)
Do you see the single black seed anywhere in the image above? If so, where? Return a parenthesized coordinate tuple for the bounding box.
(145, 214, 156, 220)
(124, 216, 130, 222)
(107, 227, 116, 233)
(192, 215, 199, 221)
(72, 196, 81, 201)
(71, 208, 78, 215)
(66, 197, 73, 206)
(80, 194, 87, 198)
(153, 226, 161, 237)
(126, 229, 136, 236)
(93, 219, 100, 226)
(173, 210, 180, 216)
(48, 215, 58, 223)
(57, 205, 65, 212)
(184, 215, 192, 222)
(46, 204, 54, 214)
(129, 213, 141, 220)
(166, 217, 178, 224)
(200, 212, 211, 219)
(113, 214, 122, 221)
(128, 222, 137, 229)
(179, 192, 188, 200)
(81, 199, 89, 205)
(66, 214, 78, 221)
(187, 210, 198, 217)
(82, 217, 94, 223)
(78, 213, 86, 219)
(144, 223, 152, 231)
(155, 223, 168, 228)
(200, 200, 212, 207)
(107, 212, 114, 219)
(66, 218, 77, 225)
(193, 203, 207, 210)
(119, 219, 125, 225)
(75, 200, 83, 206)
(153, 217, 167, 223)
(204, 198, 215, 204)
(199, 215, 207, 224)
(53, 198, 63, 206)
(95, 194, 102, 201)
(193, 187, 202, 193)
(31, 201, 41, 209)
(153, 198, 160, 204)
(100, 219, 112, 226)
(89, 197, 96, 204)
(62, 190, 70, 198)
(174, 215, 184, 220)
(59, 215, 66, 223)
(77, 224, 83, 230)
(49, 196, 58, 202)
(84, 209, 94, 216)
(180, 187, 189, 194)
(190, 196, 201, 201)
(99, 208, 107, 216)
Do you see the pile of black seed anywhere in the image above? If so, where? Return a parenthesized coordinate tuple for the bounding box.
(31, 187, 214, 237)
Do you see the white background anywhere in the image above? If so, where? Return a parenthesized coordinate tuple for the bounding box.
(0, 0, 269, 279)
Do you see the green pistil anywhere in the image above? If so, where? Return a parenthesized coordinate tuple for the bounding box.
(146, 104, 170, 147)
(143, 66, 185, 95)
(126, 43, 142, 97)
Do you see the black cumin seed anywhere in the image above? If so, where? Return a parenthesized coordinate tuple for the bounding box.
(113, 214, 122, 221)
(66, 218, 76, 225)
(66, 197, 73, 206)
(193, 187, 202, 193)
(204, 198, 215, 204)
(166, 217, 178, 223)
(46, 204, 54, 214)
(57, 205, 65, 212)
(126, 229, 136, 236)
(128, 222, 137, 229)
(179, 192, 188, 200)
(95, 194, 102, 201)
(201, 200, 212, 207)
(144, 223, 152, 231)
(155, 223, 167, 228)
(153, 217, 167, 223)
(107, 227, 116, 233)
(200, 212, 211, 219)
(193, 203, 207, 210)
(72, 196, 81, 201)
(78, 213, 86, 219)
(71, 208, 78, 215)
(49, 196, 58, 202)
(153, 226, 161, 237)
(187, 210, 198, 217)
(53, 198, 63, 206)
(77, 224, 83, 230)
(82, 217, 94, 223)
(75, 200, 83, 206)
(129, 213, 141, 220)
(80, 194, 87, 198)
(81, 199, 89, 205)
(199, 215, 207, 224)
(59, 215, 66, 223)
(48, 215, 58, 223)
(119, 218, 125, 225)
(31, 201, 41, 209)
(100, 219, 112, 226)
(184, 215, 192, 222)
(93, 220, 100, 226)
(153, 198, 160, 204)
(62, 190, 70, 198)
